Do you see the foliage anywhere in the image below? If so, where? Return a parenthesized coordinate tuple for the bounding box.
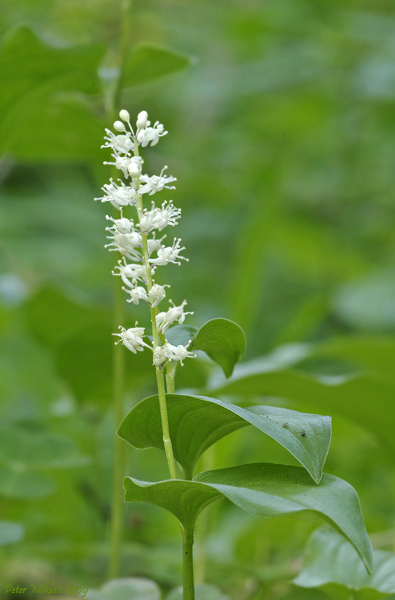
(1, 0, 395, 599)
(294, 527, 395, 599)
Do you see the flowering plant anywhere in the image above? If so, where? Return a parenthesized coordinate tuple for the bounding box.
(97, 110, 373, 599)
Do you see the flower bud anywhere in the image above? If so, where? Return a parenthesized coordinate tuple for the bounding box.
(119, 109, 130, 122)
(128, 162, 141, 178)
(136, 111, 148, 130)
(113, 120, 125, 132)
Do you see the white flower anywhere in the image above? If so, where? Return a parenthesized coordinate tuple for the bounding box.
(128, 156, 144, 179)
(123, 285, 149, 305)
(152, 201, 181, 231)
(105, 233, 142, 260)
(137, 201, 180, 234)
(105, 215, 134, 234)
(98, 109, 196, 370)
(165, 341, 195, 366)
(138, 213, 155, 233)
(102, 154, 130, 178)
(137, 120, 168, 147)
(149, 238, 187, 266)
(95, 179, 137, 210)
(136, 111, 148, 130)
(156, 300, 193, 333)
(113, 325, 150, 354)
(113, 259, 150, 287)
(113, 120, 125, 132)
(147, 235, 165, 256)
(139, 166, 176, 196)
(149, 283, 169, 307)
(153, 340, 195, 367)
(153, 344, 169, 367)
(119, 109, 131, 122)
(102, 129, 133, 154)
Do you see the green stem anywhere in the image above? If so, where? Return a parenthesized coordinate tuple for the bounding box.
(182, 527, 196, 600)
(108, 279, 125, 578)
(166, 362, 177, 394)
(133, 142, 178, 480)
(194, 446, 215, 582)
(107, 0, 132, 579)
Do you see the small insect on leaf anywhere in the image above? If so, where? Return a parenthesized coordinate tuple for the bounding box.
(282, 422, 289, 428)
(300, 430, 307, 437)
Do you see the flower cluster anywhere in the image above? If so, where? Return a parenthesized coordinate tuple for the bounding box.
(96, 109, 195, 369)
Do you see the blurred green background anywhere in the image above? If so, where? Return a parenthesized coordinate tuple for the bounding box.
(1, 0, 395, 599)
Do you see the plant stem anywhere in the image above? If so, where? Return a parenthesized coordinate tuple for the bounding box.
(166, 362, 177, 393)
(194, 446, 215, 583)
(108, 277, 125, 578)
(182, 527, 196, 600)
(107, 0, 131, 578)
(133, 142, 178, 480)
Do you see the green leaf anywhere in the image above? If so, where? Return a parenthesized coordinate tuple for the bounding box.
(121, 45, 191, 88)
(124, 464, 372, 572)
(55, 323, 153, 403)
(0, 427, 89, 469)
(314, 336, 395, 383)
(0, 27, 104, 153)
(118, 394, 331, 483)
(8, 97, 104, 162)
(0, 521, 24, 545)
(86, 578, 161, 600)
(294, 527, 395, 599)
(165, 324, 198, 348)
(166, 584, 229, 600)
(0, 425, 88, 498)
(25, 287, 105, 348)
(210, 355, 395, 458)
(0, 466, 55, 499)
(282, 590, 329, 600)
(193, 318, 246, 377)
(332, 271, 395, 331)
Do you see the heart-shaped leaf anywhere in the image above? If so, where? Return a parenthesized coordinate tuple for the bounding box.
(118, 394, 331, 482)
(295, 527, 395, 599)
(124, 463, 373, 572)
(121, 45, 191, 88)
(0, 521, 24, 545)
(86, 578, 161, 600)
(193, 318, 246, 377)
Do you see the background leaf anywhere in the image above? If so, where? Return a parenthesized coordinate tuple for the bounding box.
(211, 359, 395, 460)
(25, 286, 106, 348)
(294, 527, 395, 599)
(86, 578, 161, 600)
(193, 318, 246, 377)
(8, 97, 104, 163)
(121, 45, 192, 88)
(166, 584, 229, 600)
(0, 427, 88, 469)
(0, 426, 88, 499)
(0, 467, 55, 499)
(0, 520, 24, 545)
(0, 26, 104, 153)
